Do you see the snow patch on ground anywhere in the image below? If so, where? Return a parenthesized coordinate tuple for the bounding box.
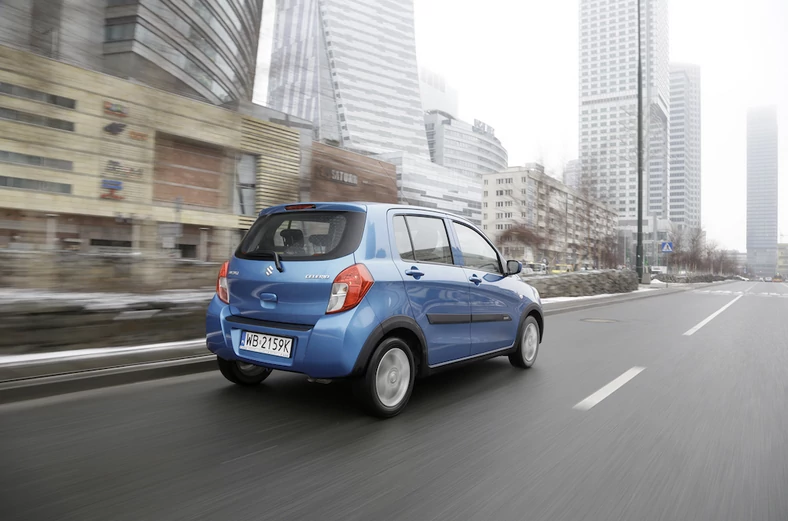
(541, 287, 657, 304)
(0, 288, 214, 310)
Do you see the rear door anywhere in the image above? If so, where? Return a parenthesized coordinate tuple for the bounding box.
(389, 212, 471, 366)
(450, 221, 522, 356)
(228, 208, 365, 325)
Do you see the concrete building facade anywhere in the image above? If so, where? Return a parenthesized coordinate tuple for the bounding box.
(306, 142, 397, 203)
(482, 164, 618, 267)
(746, 106, 779, 277)
(0, 0, 263, 105)
(777, 244, 788, 277)
(424, 111, 508, 180)
(0, 45, 304, 259)
(669, 63, 701, 230)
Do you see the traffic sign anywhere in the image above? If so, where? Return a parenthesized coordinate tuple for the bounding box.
(661, 241, 673, 253)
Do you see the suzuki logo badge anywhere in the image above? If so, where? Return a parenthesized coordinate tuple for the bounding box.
(265, 265, 274, 276)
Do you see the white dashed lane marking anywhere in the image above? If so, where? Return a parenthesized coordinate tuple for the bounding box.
(573, 367, 646, 411)
(683, 296, 743, 336)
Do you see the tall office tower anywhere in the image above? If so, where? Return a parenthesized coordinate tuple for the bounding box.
(747, 107, 779, 277)
(268, 0, 428, 157)
(0, 0, 263, 105)
(268, 0, 482, 222)
(578, 0, 669, 220)
(669, 63, 702, 230)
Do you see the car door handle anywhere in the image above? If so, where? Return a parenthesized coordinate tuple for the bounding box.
(469, 274, 482, 285)
(405, 267, 424, 278)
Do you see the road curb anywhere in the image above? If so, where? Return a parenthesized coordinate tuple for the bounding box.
(0, 355, 216, 405)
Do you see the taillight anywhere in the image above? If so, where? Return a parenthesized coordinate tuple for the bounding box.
(216, 261, 229, 304)
(326, 264, 374, 314)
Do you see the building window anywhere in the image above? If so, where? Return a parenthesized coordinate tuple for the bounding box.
(234, 153, 256, 216)
(105, 22, 136, 42)
(0, 82, 76, 109)
(0, 107, 74, 131)
(0, 175, 71, 194)
(0, 150, 73, 171)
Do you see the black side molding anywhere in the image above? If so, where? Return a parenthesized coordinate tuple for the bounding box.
(426, 313, 512, 324)
(427, 313, 471, 324)
(472, 313, 512, 323)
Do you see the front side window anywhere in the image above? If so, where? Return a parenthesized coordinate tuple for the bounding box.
(454, 223, 502, 274)
(392, 215, 453, 265)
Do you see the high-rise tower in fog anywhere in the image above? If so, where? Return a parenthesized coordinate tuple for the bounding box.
(578, 0, 669, 220)
(669, 63, 702, 230)
(747, 107, 779, 277)
(268, 0, 428, 157)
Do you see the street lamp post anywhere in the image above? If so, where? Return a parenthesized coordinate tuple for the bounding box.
(635, 0, 645, 281)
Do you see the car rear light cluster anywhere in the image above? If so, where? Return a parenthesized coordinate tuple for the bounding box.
(216, 261, 230, 304)
(326, 264, 374, 314)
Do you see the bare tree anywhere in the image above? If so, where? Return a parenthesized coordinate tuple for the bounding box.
(717, 250, 732, 275)
(703, 240, 719, 274)
(686, 228, 705, 273)
(499, 223, 542, 257)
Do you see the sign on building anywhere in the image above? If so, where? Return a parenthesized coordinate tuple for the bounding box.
(104, 101, 129, 117)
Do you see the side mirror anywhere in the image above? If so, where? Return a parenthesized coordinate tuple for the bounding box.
(506, 260, 522, 276)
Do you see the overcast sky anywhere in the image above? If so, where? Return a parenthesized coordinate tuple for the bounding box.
(414, 0, 788, 251)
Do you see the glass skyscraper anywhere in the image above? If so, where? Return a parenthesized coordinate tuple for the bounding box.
(267, 0, 482, 222)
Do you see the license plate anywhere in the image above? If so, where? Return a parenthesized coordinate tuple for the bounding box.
(239, 331, 293, 358)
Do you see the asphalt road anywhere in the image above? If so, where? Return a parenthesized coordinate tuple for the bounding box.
(2, 281, 787, 521)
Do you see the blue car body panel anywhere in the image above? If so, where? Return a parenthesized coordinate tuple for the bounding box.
(206, 202, 544, 379)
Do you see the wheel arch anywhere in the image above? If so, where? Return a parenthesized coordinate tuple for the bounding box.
(523, 303, 544, 342)
(351, 315, 429, 377)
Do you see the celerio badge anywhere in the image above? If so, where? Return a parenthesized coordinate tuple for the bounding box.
(265, 265, 274, 276)
(305, 274, 330, 279)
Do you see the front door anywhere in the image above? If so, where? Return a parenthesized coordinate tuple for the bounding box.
(451, 221, 521, 356)
(390, 213, 471, 366)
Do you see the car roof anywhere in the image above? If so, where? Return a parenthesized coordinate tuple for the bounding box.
(260, 202, 475, 225)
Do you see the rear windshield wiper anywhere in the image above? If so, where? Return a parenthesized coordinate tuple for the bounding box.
(246, 250, 284, 272)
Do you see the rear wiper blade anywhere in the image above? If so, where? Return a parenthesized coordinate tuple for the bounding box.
(247, 250, 284, 272)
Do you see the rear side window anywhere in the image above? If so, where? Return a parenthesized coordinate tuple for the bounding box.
(237, 211, 365, 261)
(392, 215, 453, 265)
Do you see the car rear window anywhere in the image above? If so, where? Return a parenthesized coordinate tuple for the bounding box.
(236, 211, 365, 261)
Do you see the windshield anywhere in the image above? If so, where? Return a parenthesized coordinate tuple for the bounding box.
(236, 211, 365, 261)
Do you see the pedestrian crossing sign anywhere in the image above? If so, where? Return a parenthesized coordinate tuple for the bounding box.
(661, 241, 673, 253)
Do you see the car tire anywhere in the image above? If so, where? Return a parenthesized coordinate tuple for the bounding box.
(217, 357, 273, 386)
(354, 337, 415, 418)
(509, 315, 540, 369)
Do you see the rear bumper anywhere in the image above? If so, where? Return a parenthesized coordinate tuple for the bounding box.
(206, 295, 380, 379)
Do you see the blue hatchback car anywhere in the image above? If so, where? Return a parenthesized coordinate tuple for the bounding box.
(206, 202, 544, 417)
